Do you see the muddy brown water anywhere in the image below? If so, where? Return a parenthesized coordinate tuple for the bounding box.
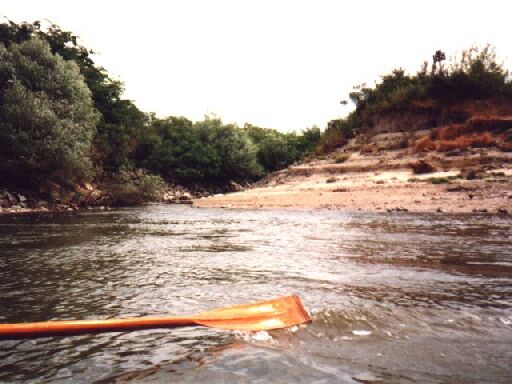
(0, 205, 511, 383)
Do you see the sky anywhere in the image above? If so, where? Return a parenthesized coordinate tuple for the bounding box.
(2, 0, 511, 131)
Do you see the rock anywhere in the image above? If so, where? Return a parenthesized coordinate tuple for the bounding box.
(387, 207, 408, 212)
(409, 160, 436, 174)
(326, 177, 337, 184)
(472, 208, 488, 213)
(436, 208, 445, 213)
(375, 180, 385, 184)
(4, 191, 16, 203)
(17, 194, 27, 202)
(497, 208, 508, 214)
(228, 181, 243, 192)
(446, 186, 473, 192)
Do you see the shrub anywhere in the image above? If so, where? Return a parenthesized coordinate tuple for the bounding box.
(137, 174, 166, 199)
(107, 183, 147, 207)
(430, 177, 451, 184)
(0, 38, 98, 187)
(316, 130, 347, 155)
(321, 45, 512, 156)
(333, 153, 350, 163)
(258, 135, 296, 172)
(106, 174, 166, 206)
(410, 160, 436, 174)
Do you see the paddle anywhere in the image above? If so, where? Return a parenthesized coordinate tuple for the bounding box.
(0, 295, 310, 339)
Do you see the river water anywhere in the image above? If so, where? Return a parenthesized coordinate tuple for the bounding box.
(0, 205, 511, 383)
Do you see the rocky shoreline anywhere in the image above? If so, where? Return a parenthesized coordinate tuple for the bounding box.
(0, 179, 249, 216)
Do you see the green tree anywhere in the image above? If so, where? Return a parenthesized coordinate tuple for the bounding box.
(0, 38, 98, 187)
(196, 117, 263, 181)
(258, 135, 295, 171)
(0, 20, 148, 172)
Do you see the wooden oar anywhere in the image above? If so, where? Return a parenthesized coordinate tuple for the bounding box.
(0, 295, 310, 339)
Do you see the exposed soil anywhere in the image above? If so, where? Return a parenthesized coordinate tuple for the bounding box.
(194, 143, 512, 214)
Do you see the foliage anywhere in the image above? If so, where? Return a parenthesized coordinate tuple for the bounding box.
(0, 37, 98, 187)
(0, 20, 320, 195)
(0, 20, 147, 172)
(137, 116, 221, 182)
(105, 173, 166, 206)
(137, 174, 167, 199)
(321, 45, 512, 154)
(333, 153, 350, 164)
(196, 117, 263, 181)
(244, 124, 320, 170)
(136, 117, 320, 184)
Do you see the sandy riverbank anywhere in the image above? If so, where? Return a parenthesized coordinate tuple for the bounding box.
(193, 150, 512, 213)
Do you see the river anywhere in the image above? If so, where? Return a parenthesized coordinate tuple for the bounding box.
(0, 205, 511, 383)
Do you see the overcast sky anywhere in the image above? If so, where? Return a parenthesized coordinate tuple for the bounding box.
(2, 0, 511, 131)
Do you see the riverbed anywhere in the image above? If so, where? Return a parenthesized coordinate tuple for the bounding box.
(0, 205, 511, 383)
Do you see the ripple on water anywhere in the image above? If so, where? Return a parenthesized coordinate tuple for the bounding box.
(0, 206, 511, 383)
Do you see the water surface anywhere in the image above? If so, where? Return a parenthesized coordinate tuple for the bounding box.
(0, 205, 511, 383)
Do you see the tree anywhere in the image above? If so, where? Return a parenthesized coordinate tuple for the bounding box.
(195, 117, 263, 181)
(0, 20, 148, 172)
(432, 50, 446, 74)
(0, 38, 98, 187)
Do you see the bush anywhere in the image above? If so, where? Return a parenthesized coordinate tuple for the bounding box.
(0, 37, 98, 187)
(106, 174, 166, 206)
(258, 135, 295, 172)
(322, 45, 512, 156)
(333, 153, 350, 163)
(430, 177, 451, 184)
(137, 174, 166, 199)
(107, 183, 147, 206)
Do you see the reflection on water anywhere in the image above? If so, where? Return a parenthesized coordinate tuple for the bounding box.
(0, 205, 511, 383)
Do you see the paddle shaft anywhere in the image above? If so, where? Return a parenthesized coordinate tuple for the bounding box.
(0, 295, 311, 339)
(0, 316, 197, 339)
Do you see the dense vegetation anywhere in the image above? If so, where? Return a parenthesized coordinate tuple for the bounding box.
(0, 20, 319, 197)
(0, 37, 98, 188)
(319, 46, 512, 154)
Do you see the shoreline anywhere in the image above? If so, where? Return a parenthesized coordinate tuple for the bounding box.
(193, 168, 512, 214)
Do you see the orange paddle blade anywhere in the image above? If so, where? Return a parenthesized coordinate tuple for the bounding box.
(0, 295, 310, 339)
(193, 294, 311, 331)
